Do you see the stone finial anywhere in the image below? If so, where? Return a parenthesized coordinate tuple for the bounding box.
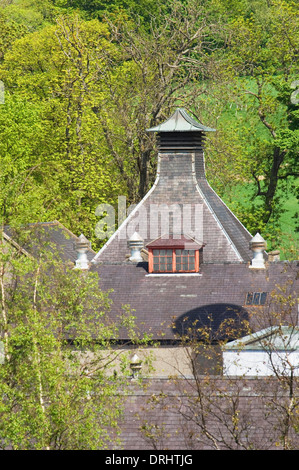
(268, 250, 280, 263)
(128, 232, 144, 263)
(249, 233, 267, 269)
(74, 233, 91, 270)
(130, 353, 142, 378)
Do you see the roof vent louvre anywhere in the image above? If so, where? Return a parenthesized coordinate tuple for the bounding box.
(249, 233, 267, 269)
(128, 232, 144, 263)
(74, 233, 91, 270)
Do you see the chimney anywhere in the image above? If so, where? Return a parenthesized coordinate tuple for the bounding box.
(268, 250, 280, 262)
(147, 108, 215, 181)
(128, 232, 144, 262)
(74, 233, 91, 270)
(249, 233, 267, 269)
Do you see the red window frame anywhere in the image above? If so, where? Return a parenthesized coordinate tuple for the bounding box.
(148, 247, 200, 273)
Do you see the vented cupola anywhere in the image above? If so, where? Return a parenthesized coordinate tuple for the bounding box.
(147, 108, 215, 151)
(93, 108, 253, 265)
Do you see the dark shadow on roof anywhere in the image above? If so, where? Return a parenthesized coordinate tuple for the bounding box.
(174, 303, 249, 342)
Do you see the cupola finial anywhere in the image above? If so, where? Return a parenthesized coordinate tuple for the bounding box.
(249, 233, 267, 269)
(74, 233, 91, 270)
(128, 232, 144, 263)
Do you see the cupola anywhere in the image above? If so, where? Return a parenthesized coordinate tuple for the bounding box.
(74, 233, 91, 270)
(249, 233, 267, 269)
(93, 108, 253, 265)
(128, 231, 144, 263)
(147, 107, 215, 153)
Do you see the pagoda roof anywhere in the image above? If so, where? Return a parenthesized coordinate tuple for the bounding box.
(147, 108, 216, 133)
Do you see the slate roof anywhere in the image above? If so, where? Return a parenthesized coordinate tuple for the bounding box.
(4, 220, 95, 264)
(115, 377, 299, 450)
(89, 108, 299, 343)
(92, 261, 299, 341)
(4, 109, 297, 346)
(93, 109, 253, 265)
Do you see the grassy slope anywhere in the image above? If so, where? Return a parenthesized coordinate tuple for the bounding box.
(221, 180, 299, 259)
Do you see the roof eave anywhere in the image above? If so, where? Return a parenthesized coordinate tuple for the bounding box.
(147, 108, 216, 133)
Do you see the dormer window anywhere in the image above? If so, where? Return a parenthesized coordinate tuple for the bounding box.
(152, 249, 173, 272)
(147, 235, 204, 274)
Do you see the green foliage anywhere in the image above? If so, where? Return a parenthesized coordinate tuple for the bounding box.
(0, 94, 48, 225)
(200, 0, 299, 252)
(0, 16, 127, 247)
(0, 237, 139, 449)
(49, 0, 166, 26)
(0, 0, 297, 253)
(1, 0, 58, 32)
(0, 0, 298, 449)
(0, 10, 27, 61)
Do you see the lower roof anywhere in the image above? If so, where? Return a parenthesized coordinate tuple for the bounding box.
(92, 261, 299, 342)
(4, 221, 95, 263)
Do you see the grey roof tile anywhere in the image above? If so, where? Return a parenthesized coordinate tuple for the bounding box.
(92, 262, 299, 341)
(4, 221, 95, 263)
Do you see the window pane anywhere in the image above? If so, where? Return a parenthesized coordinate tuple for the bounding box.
(152, 248, 199, 273)
(160, 259, 167, 271)
(189, 258, 195, 270)
(253, 293, 260, 305)
(175, 249, 196, 272)
(245, 292, 268, 306)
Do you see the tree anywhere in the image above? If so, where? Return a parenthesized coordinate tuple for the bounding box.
(1, 0, 57, 33)
(210, 0, 299, 237)
(48, 0, 167, 26)
(0, 226, 140, 449)
(92, 0, 225, 201)
(0, 0, 297, 252)
(0, 9, 27, 62)
(0, 15, 126, 246)
(0, 2, 226, 240)
(137, 268, 299, 450)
